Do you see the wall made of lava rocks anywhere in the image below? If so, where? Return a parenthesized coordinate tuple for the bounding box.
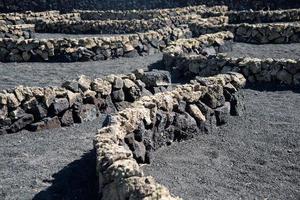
(0, 69, 174, 134)
(0, 0, 299, 12)
(0, 26, 191, 62)
(190, 22, 300, 44)
(94, 72, 246, 200)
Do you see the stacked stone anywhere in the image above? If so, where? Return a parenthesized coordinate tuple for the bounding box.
(94, 72, 246, 199)
(228, 9, 300, 24)
(0, 69, 175, 134)
(0, 11, 80, 25)
(34, 15, 227, 34)
(190, 22, 300, 44)
(170, 54, 300, 85)
(163, 31, 234, 78)
(77, 5, 228, 20)
(0, 24, 35, 39)
(0, 26, 191, 62)
(1, 0, 299, 12)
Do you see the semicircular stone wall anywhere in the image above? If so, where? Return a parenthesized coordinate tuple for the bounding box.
(94, 72, 246, 199)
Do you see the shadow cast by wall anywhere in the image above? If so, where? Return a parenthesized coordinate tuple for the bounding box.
(33, 150, 98, 200)
(245, 82, 300, 94)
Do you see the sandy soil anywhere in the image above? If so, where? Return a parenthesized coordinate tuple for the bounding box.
(227, 42, 300, 59)
(143, 84, 300, 200)
(0, 54, 162, 90)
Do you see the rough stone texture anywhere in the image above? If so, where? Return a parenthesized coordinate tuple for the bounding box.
(166, 53, 300, 86)
(94, 73, 246, 200)
(227, 9, 300, 24)
(0, 26, 191, 62)
(0, 24, 35, 39)
(35, 15, 227, 34)
(1, 0, 299, 12)
(190, 22, 300, 44)
(77, 5, 227, 20)
(0, 11, 80, 25)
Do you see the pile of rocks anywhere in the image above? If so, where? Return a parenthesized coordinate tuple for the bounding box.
(190, 22, 300, 44)
(35, 15, 227, 34)
(0, 69, 174, 134)
(0, 26, 191, 62)
(0, 11, 80, 25)
(0, 24, 35, 39)
(77, 5, 228, 20)
(228, 9, 300, 24)
(94, 72, 246, 199)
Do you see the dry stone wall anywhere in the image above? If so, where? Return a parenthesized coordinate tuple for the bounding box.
(1, 0, 300, 12)
(228, 9, 300, 24)
(76, 5, 228, 21)
(94, 72, 246, 200)
(0, 26, 191, 62)
(0, 69, 174, 134)
(190, 22, 300, 44)
(163, 48, 300, 86)
(0, 11, 80, 25)
(34, 16, 228, 34)
(0, 24, 35, 39)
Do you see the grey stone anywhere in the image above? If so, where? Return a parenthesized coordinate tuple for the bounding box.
(9, 114, 34, 133)
(50, 98, 69, 115)
(215, 102, 231, 126)
(60, 110, 74, 126)
(111, 89, 125, 102)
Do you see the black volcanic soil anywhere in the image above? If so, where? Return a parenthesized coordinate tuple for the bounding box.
(227, 42, 300, 59)
(0, 41, 299, 200)
(143, 84, 300, 200)
(0, 116, 106, 200)
(0, 53, 162, 90)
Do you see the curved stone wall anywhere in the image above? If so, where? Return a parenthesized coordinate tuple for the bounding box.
(34, 16, 227, 34)
(0, 69, 174, 134)
(1, 0, 300, 12)
(77, 5, 228, 20)
(190, 22, 300, 44)
(94, 72, 246, 200)
(0, 11, 80, 25)
(228, 9, 300, 24)
(0, 26, 191, 62)
(0, 24, 35, 39)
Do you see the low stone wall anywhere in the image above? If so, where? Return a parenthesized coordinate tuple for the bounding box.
(163, 31, 234, 56)
(94, 72, 246, 199)
(35, 16, 227, 34)
(190, 22, 300, 44)
(0, 24, 35, 39)
(0, 26, 191, 62)
(163, 53, 300, 85)
(1, 0, 300, 12)
(77, 5, 228, 20)
(228, 9, 300, 24)
(163, 31, 234, 80)
(0, 69, 175, 134)
(0, 11, 80, 25)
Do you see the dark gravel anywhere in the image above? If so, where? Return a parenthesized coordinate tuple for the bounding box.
(0, 115, 107, 200)
(0, 53, 162, 90)
(142, 84, 300, 200)
(227, 42, 300, 60)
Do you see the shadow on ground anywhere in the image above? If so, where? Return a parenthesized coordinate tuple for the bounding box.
(245, 82, 300, 93)
(33, 150, 98, 200)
